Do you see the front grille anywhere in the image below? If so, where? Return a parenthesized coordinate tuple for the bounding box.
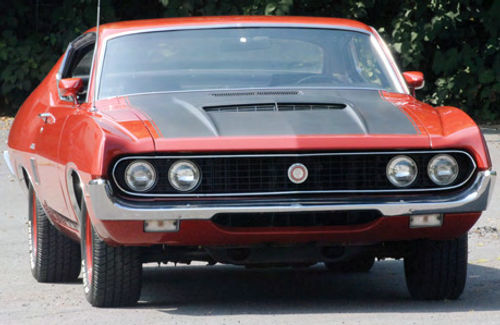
(203, 103, 345, 112)
(111, 151, 476, 197)
(212, 210, 381, 228)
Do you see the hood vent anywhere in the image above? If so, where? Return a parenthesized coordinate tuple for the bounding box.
(211, 90, 301, 97)
(204, 103, 346, 113)
(256, 90, 301, 96)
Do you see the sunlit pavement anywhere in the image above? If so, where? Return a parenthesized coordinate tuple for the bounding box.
(1, 118, 499, 325)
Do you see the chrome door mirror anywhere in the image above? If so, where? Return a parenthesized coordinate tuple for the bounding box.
(58, 78, 83, 105)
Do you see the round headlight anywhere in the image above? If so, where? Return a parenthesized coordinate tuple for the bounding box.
(386, 155, 418, 187)
(125, 160, 156, 192)
(427, 154, 459, 186)
(168, 160, 201, 192)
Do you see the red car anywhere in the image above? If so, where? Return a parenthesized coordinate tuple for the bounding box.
(4, 16, 495, 307)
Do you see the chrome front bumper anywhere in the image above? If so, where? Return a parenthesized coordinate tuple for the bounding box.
(86, 170, 496, 221)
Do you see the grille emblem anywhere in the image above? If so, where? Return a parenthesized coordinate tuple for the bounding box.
(288, 163, 308, 184)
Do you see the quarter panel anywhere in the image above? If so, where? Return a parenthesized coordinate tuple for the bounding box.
(7, 56, 65, 206)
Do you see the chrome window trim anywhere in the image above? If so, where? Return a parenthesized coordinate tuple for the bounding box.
(56, 44, 73, 103)
(95, 23, 406, 101)
(368, 33, 404, 93)
(370, 27, 409, 94)
(111, 150, 477, 198)
(86, 32, 99, 104)
(102, 86, 390, 100)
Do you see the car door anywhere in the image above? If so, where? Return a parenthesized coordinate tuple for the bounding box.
(34, 33, 95, 217)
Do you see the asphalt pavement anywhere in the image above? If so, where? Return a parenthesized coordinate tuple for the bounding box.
(1, 117, 499, 325)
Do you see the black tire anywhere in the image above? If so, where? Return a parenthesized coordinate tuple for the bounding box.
(28, 186, 81, 282)
(324, 255, 375, 273)
(80, 203, 142, 307)
(404, 235, 467, 300)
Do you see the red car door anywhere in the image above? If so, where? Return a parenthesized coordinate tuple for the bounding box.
(33, 33, 95, 219)
(34, 97, 74, 216)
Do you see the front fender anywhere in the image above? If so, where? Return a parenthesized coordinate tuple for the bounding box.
(431, 106, 491, 170)
(58, 109, 155, 225)
(58, 110, 155, 178)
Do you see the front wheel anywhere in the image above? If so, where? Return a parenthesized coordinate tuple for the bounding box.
(28, 186, 81, 282)
(404, 235, 467, 300)
(80, 204, 142, 307)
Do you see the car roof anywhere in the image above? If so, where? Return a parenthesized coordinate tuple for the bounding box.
(87, 16, 373, 39)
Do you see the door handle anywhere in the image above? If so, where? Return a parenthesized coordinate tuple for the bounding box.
(38, 113, 56, 124)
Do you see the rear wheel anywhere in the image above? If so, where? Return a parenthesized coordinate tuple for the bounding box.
(404, 235, 467, 300)
(28, 186, 81, 282)
(324, 255, 375, 273)
(80, 203, 142, 307)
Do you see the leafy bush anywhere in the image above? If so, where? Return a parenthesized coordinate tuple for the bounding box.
(0, 0, 157, 114)
(290, 0, 499, 121)
(388, 0, 499, 121)
(1, 0, 498, 121)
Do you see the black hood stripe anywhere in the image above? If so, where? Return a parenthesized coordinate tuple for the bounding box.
(127, 89, 418, 138)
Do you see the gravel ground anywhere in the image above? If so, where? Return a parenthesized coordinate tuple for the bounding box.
(1, 117, 499, 325)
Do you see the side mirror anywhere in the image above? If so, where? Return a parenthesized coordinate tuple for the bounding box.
(403, 71, 424, 96)
(58, 78, 83, 105)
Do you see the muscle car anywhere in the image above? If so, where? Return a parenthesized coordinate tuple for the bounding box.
(4, 16, 495, 307)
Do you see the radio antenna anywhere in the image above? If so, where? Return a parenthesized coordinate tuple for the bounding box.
(96, 0, 101, 36)
(91, 0, 101, 112)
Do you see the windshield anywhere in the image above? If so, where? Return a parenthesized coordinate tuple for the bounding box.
(98, 28, 402, 99)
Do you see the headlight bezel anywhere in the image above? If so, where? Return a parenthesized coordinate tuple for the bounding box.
(124, 160, 157, 192)
(386, 155, 418, 188)
(168, 159, 202, 192)
(427, 154, 459, 186)
(111, 150, 475, 197)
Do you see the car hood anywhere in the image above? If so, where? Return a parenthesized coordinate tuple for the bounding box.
(94, 89, 489, 168)
(125, 89, 420, 137)
(100, 89, 440, 151)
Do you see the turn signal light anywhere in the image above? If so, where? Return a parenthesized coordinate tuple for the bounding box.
(409, 214, 443, 228)
(144, 220, 179, 232)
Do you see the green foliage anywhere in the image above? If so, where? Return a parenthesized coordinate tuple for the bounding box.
(0, 0, 160, 114)
(157, 0, 293, 16)
(1, 0, 498, 122)
(387, 0, 500, 121)
(0, 0, 116, 114)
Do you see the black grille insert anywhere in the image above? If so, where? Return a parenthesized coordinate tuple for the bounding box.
(111, 151, 476, 196)
(212, 210, 382, 228)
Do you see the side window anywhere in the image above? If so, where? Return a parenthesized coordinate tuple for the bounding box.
(70, 49, 94, 78)
(66, 45, 94, 101)
(58, 32, 96, 102)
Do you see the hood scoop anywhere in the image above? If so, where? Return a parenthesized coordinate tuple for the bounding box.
(126, 89, 419, 138)
(204, 103, 346, 113)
